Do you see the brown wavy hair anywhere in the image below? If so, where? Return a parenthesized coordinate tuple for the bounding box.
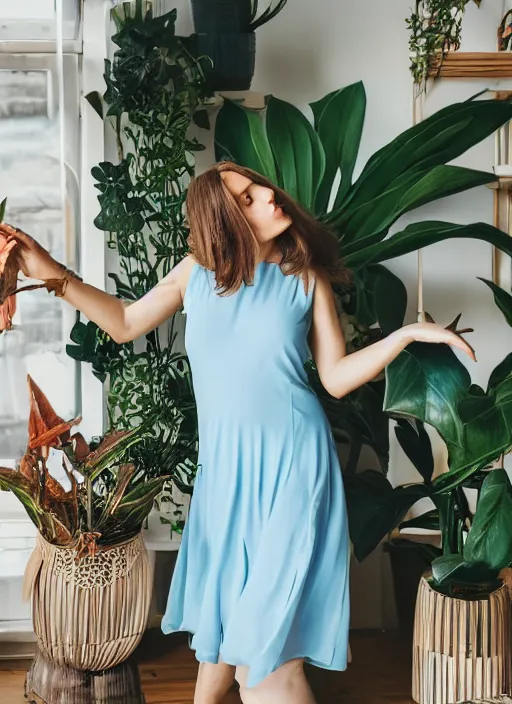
(185, 161, 350, 295)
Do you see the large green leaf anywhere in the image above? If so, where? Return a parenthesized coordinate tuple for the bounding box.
(214, 98, 277, 183)
(385, 343, 512, 481)
(394, 418, 434, 485)
(344, 469, 429, 562)
(463, 469, 512, 570)
(354, 264, 407, 335)
(345, 221, 512, 269)
(336, 166, 496, 245)
(488, 352, 512, 394)
(265, 96, 325, 210)
(310, 82, 366, 213)
(479, 277, 512, 327)
(342, 99, 512, 213)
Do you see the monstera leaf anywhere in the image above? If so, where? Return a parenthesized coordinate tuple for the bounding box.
(384, 342, 512, 492)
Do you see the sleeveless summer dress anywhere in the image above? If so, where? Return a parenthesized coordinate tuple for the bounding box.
(161, 260, 350, 688)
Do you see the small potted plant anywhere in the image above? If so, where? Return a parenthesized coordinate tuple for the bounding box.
(407, 0, 482, 90)
(189, 0, 288, 91)
(0, 375, 171, 703)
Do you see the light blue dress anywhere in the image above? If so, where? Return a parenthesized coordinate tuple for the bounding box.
(161, 260, 350, 688)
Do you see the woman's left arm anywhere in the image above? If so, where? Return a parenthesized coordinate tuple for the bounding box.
(308, 273, 475, 400)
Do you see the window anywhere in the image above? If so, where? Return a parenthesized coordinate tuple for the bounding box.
(0, 5, 81, 461)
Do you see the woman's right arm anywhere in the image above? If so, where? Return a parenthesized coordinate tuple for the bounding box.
(1, 224, 194, 344)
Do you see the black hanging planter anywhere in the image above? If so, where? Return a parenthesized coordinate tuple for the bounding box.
(191, 0, 252, 33)
(194, 32, 256, 91)
(189, 0, 288, 92)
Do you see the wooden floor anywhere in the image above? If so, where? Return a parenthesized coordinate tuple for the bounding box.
(0, 629, 413, 703)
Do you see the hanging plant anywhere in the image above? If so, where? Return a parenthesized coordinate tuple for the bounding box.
(406, 0, 482, 90)
(66, 1, 210, 535)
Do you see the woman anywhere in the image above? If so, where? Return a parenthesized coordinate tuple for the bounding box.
(0, 161, 474, 704)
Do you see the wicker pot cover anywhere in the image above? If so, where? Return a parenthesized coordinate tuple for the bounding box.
(23, 531, 153, 672)
(413, 574, 512, 704)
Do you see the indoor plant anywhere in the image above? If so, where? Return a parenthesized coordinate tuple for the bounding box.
(189, 0, 288, 91)
(67, 0, 210, 535)
(382, 325, 512, 703)
(0, 375, 169, 702)
(213, 82, 512, 480)
(406, 0, 482, 90)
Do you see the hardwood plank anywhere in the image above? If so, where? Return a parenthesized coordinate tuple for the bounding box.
(0, 630, 413, 704)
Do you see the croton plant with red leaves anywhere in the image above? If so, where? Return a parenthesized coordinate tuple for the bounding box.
(0, 376, 170, 560)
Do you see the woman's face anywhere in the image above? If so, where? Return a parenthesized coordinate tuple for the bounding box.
(220, 170, 292, 244)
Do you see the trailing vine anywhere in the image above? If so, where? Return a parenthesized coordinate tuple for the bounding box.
(67, 0, 210, 533)
(407, 0, 482, 90)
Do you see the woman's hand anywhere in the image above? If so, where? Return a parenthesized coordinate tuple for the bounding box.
(0, 223, 64, 280)
(397, 321, 476, 361)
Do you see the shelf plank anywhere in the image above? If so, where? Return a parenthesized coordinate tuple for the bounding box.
(428, 52, 512, 78)
(203, 90, 266, 111)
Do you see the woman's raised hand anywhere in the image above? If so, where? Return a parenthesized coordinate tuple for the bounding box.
(398, 321, 476, 361)
(0, 223, 63, 281)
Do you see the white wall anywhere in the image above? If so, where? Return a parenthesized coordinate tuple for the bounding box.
(173, 0, 512, 628)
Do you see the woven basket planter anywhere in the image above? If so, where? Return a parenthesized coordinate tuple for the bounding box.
(23, 531, 153, 672)
(413, 574, 512, 704)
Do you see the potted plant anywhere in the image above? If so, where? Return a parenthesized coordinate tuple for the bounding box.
(66, 0, 211, 538)
(189, 0, 288, 91)
(406, 0, 482, 90)
(382, 307, 512, 702)
(0, 374, 171, 703)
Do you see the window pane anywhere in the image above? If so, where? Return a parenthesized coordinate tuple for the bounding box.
(0, 60, 78, 459)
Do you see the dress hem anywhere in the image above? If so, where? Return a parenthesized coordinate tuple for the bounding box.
(161, 622, 349, 687)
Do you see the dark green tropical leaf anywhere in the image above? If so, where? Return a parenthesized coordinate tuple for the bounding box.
(344, 469, 429, 562)
(266, 96, 325, 210)
(431, 553, 466, 584)
(336, 166, 496, 245)
(394, 418, 434, 484)
(479, 277, 512, 327)
(343, 99, 512, 213)
(214, 98, 277, 182)
(310, 82, 366, 213)
(85, 91, 104, 120)
(463, 469, 512, 571)
(488, 353, 512, 394)
(345, 221, 512, 269)
(385, 343, 512, 481)
(431, 554, 500, 590)
(354, 264, 407, 334)
(193, 108, 210, 131)
(0, 197, 6, 223)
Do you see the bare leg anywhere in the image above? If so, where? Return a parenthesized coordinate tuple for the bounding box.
(236, 658, 317, 704)
(193, 658, 237, 704)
